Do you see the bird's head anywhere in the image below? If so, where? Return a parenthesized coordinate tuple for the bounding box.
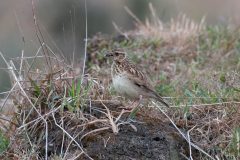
(105, 48, 127, 62)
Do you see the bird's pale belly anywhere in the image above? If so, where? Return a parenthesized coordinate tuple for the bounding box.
(112, 75, 139, 99)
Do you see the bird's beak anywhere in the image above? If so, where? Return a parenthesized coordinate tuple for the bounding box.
(105, 51, 113, 57)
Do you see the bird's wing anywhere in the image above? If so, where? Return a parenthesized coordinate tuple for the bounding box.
(124, 61, 169, 107)
(127, 73, 169, 107)
(124, 62, 155, 91)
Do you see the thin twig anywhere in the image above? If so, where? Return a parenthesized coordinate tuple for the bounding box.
(60, 117, 65, 157)
(80, 126, 110, 142)
(81, 0, 88, 85)
(187, 126, 196, 160)
(51, 114, 79, 147)
(70, 152, 84, 160)
(18, 99, 65, 130)
(51, 112, 89, 158)
(112, 21, 129, 40)
(0, 89, 20, 95)
(124, 6, 143, 25)
(19, 50, 24, 77)
(100, 100, 119, 134)
(44, 43, 66, 66)
(27, 45, 43, 74)
(0, 83, 17, 111)
(70, 7, 76, 68)
(75, 119, 108, 128)
(171, 101, 240, 108)
(31, 0, 52, 72)
(163, 96, 226, 99)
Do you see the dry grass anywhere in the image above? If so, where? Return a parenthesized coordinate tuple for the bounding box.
(0, 45, 134, 159)
(0, 3, 240, 160)
(124, 3, 205, 47)
(0, 1, 137, 159)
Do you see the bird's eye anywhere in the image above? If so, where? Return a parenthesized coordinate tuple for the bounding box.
(115, 52, 119, 56)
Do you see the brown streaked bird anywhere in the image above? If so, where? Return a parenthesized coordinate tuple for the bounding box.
(105, 48, 170, 108)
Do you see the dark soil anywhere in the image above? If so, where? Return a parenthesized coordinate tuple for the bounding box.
(80, 107, 195, 160)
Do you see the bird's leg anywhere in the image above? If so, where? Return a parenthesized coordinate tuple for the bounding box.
(129, 95, 143, 119)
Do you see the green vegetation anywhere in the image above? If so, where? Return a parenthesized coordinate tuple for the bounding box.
(0, 131, 9, 154)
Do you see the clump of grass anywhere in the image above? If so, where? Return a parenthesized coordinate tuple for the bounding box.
(124, 3, 205, 47)
(227, 127, 240, 158)
(0, 131, 9, 154)
(0, 44, 131, 159)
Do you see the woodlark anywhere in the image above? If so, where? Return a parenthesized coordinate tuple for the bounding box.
(105, 48, 169, 108)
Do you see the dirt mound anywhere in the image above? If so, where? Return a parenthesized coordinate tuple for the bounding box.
(81, 108, 191, 160)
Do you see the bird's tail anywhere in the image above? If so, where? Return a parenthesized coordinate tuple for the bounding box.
(152, 92, 170, 108)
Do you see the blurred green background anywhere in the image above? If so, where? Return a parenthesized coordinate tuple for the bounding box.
(0, 0, 240, 94)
